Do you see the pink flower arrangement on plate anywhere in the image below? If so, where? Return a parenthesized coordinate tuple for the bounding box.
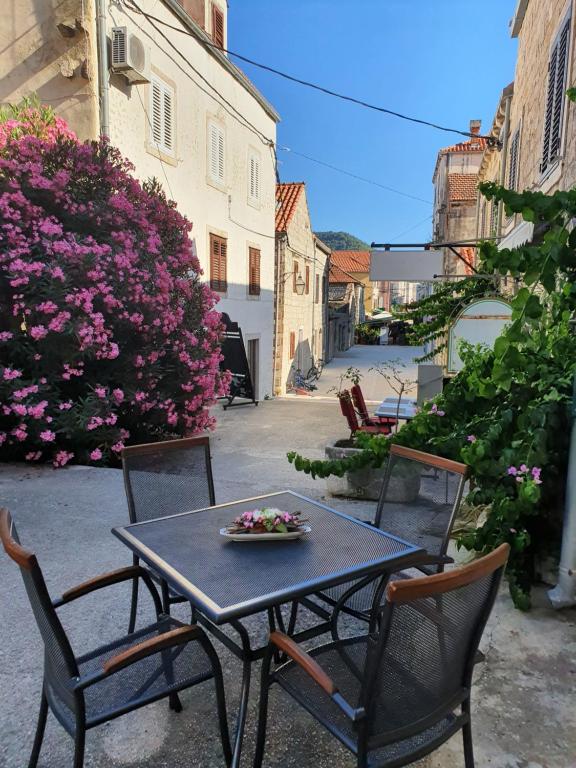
(226, 508, 307, 535)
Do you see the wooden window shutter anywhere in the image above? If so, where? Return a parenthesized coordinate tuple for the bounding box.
(542, 17, 571, 173)
(248, 248, 261, 296)
(208, 122, 225, 184)
(150, 77, 175, 156)
(289, 332, 295, 358)
(210, 234, 227, 292)
(212, 4, 225, 48)
(249, 153, 260, 202)
(315, 274, 320, 304)
(293, 261, 299, 292)
(508, 129, 520, 191)
(305, 265, 310, 294)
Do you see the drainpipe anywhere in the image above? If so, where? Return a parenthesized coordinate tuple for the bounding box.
(95, 0, 110, 137)
(549, 373, 576, 608)
(496, 92, 512, 236)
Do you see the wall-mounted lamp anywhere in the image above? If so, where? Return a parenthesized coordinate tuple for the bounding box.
(279, 271, 306, 296)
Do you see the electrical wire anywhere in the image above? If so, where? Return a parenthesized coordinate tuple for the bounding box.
(390, 214, 433, 241)
(125, 0, 499, 145)
(279, 146, 432, 205)
(122, 0, 276, 148)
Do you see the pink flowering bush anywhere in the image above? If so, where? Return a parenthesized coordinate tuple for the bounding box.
(0, 106, 229, 467)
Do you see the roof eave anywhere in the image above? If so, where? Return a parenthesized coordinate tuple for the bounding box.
(162, 0, 280, 123)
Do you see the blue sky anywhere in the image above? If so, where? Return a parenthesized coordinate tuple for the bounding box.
(229, 0, 518, 245)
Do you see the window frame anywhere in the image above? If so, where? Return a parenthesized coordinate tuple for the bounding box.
(248, 246, 261, 297)
(209, 232, 227, 293)
(540, 13, 572, 178)
(248, 149, 261, 207)
(149, 74, 175, 159)
(211, 3, 225, 49)
(207, 119, 226, 188)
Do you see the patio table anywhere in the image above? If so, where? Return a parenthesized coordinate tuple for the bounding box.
(112, 490, 424, 767)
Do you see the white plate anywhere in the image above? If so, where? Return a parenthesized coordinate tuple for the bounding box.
(219, 526, 311, 542)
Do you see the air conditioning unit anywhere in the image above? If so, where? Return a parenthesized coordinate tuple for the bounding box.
(110, 27, 150, 84)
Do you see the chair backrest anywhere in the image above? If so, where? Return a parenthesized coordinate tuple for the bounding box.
(350, 384, 370, 424)
(122, 436, 216, 524)
(339, 390, 360, 433)
(361, 543, 509, 750)
(375, 444, 468, 562)
(0, 509, 80, 723)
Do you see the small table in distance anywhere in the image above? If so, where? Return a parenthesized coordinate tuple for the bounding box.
(375, 397, 418, 421)
(112, 490, 424, 767)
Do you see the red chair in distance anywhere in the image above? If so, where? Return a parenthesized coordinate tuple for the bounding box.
(339, 390, 392, 439)
(351, 384, 396, 432)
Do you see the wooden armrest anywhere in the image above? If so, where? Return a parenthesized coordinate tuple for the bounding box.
(270, 632, 338, 696)
(60, 565, 146, 603)
(103, 625, 202, 675)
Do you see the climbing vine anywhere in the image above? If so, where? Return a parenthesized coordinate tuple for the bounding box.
(289, 176, 576, 609)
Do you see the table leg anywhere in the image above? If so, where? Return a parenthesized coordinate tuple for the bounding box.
(229, 619, 252, 768)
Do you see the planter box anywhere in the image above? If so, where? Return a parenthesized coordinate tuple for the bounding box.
(325, 440, 383, 500)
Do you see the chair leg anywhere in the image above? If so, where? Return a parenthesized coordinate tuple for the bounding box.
(253, 649, 273, 768)
(128, 574, 139, 634)
(168, 693, 183, 712)
(73, 727, 85, 768)
(462, 700, 475, 768)
(160, 579, 171, 615)
(28, 690, 48, 768)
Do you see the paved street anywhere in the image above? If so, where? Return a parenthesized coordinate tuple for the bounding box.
(0, 398, 574, 768)
(301, 343, 423, 402)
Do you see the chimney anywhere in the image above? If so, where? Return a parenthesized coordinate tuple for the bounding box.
(469, 119, 481, 136)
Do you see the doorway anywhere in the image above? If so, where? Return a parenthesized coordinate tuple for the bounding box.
(247, 338, 259, 399)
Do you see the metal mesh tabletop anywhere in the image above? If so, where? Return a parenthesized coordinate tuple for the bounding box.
(113, 491, 422, 623)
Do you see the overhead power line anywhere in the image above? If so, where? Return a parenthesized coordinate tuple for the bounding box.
(279, 146, 432, 205)
(125, 0, 499, 145)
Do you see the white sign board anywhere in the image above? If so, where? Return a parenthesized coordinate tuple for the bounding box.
(370, 249, 443, 282)
(448, 298, 512, 373)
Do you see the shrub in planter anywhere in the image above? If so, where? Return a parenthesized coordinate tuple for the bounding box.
(0, 104, 229, 467)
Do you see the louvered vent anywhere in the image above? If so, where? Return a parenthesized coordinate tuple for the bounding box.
(112, 27, 127, 66)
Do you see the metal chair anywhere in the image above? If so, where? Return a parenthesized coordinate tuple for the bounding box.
(0, 508, 231, 768)
(302, 444, 468, 631)
(122, 436, 216, 630)
(351, 384, 396, 431)
(339, 391, 393, 438)
(254, 544, 510, 768)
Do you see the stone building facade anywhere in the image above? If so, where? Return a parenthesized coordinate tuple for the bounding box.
(478, 0, 576, 248)
(432, 122, 488, 275)
(0, 0, 280, 399)
(274, 183, 330, 395)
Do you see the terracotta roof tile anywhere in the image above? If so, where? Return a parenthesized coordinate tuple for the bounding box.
(448, 174, 478, 202)
(276, 182, 305, 232)
(441, 137, 488, 154)
(331, 250, 371, 273)
(329, 264, 362, 284)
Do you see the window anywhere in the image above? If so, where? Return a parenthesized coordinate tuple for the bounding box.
(208, 121, 225, 185)
(305, 265, 310, 294)
(248, 247, 260, 296)
(489, 201, 498, 236)
(293, 261, 299, 292)
(209, 233, 227, 292)
(248, 151, 261, 204)
(541, 16, 571, 174)
(150, 76, 175, 157)
(289, 331, 295, 358)
(508, 129, 520, 191)
(212, 3, 225, 49)
(315, 273, 320, 304)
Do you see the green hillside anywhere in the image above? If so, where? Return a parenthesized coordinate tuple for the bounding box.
(314, 231, 370, 251)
